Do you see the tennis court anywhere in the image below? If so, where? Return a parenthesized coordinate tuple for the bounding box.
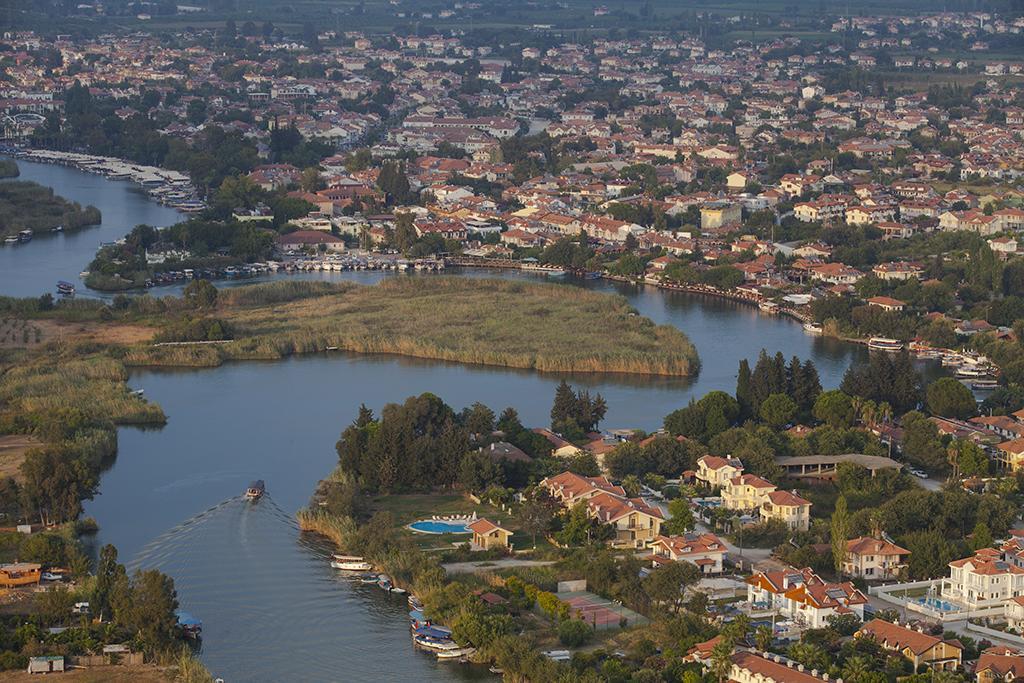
(556, 590, 649, 630)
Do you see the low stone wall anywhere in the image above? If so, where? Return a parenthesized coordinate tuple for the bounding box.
(966, 621, 1024, 644)
(68, 652, 144, 667)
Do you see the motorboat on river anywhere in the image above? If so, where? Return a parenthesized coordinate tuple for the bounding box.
(245, 480, 265, 499)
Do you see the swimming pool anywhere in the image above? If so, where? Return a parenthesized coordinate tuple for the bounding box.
(915, 597, 959, 612)
(408, 520, 471, 534)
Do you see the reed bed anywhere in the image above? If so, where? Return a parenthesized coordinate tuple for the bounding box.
(0, 355, 166, 425)
(219, 280, 355, 307)
(134, 277, 700, 376)
(296, 507, 358, 548)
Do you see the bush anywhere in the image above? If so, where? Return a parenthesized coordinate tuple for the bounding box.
(558, 618, 594, 647)
(0, 651, 29, 671)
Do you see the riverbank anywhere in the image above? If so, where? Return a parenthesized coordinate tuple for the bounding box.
(124, 278, 702, 377)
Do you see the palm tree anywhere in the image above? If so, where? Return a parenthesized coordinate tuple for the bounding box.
(841, 655, 873, 683)
(754, 624, 773, 651)
(877, 401, 893, 424)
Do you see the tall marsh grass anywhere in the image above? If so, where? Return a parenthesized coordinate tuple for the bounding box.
(134, 277, 701, 376)
(296, 507, 358, 548)
(0, 356, 166, 425)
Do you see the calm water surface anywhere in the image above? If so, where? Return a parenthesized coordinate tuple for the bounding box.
(2, 158, 870, 682)
(0, 157, 182, 298)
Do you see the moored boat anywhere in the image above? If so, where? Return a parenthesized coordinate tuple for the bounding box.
(802, 322, 822, 335)
(867, 337, 903, 352)
(436, 647, 475, 660)
(176, 610, 202, 639)
(971, 378, 999, 390)
(330, 555, 373, 571)
(57, 281, 75, 296)
(17, 229, 32, 242)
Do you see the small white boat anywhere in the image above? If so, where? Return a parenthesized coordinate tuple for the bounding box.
(41, 572, 63, 582)
(758, 301, 779, 313)
(867, 337, 903, 352)
(331, 555, 373, 571)
(802, 322, 822, 335)
(437, 647, 475, 660)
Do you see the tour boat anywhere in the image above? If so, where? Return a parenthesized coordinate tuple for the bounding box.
(245, 480, 265, 499)
(971, 378, 999, 390)
(955, 366, 990, 378)
(802, 322, 822, 335)
(17, 229, 33, 242)
(57, 281, 75, 296)
(330, 555, 373, 571)
(867, 337, 903, 352)
(758, 301, 779, 313)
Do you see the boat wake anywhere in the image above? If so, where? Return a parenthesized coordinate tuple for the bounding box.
(124, 495, 442, 681)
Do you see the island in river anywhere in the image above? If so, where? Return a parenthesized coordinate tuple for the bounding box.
(0, 179, 102, 239)
(125, 277, 701, 377)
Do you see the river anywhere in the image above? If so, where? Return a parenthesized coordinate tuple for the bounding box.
(1, 158, 869, 682)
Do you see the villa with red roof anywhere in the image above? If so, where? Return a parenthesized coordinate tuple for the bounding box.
(540, 471, 663, 549)
(843, 536, 910, 580)
(856, 619, 963, 671)
(761, 489, 812, 531)
(694, 455, 744, 489)
(941, 544, 1024, 610)
(975, 647, 1024, 682)
(467, 518, 513, 551)
(649, 532, 727, 574)
(746, 566, 867, 628)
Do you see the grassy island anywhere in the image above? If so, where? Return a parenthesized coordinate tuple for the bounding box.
(0, 159, 19, 178)
(127, 278, 700, 376)
(0, 181, 102, 238)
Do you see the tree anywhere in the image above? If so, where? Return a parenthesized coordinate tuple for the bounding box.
(183, 279, 218, 309)
(121, 569, 180, 653)
(393, 212, 417, 253)
(517, 498, 553, 548)
(299, 167, 325, 192)
(557, 501, 594, 546)
(643, 560, 700, 613)
(971, 521, 994, 551)
(377, 161, 411, 204)
(558, 618, 593, 646)
(813, 390, 855, 428)
(926, 377, 977, 419)
(663, 498, 694, 536)
(831, 495, 850, 578)
(736, 358, 753, 419)
(759, 393, 798, 429)
(93, 544, 127, 622)
(950, 440, 989, 479)
(462, 402, 496, 439)
(901, 411, 946, 474)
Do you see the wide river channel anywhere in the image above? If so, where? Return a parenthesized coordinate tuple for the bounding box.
(2, 158, 870, 682)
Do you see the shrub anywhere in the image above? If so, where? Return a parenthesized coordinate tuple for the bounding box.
(558, 618, 594, 647)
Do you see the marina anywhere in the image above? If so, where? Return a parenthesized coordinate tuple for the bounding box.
(8, 148, 205, 212)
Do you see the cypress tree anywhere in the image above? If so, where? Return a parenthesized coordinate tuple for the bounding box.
(551, 380, 578, 428)
(736, 358, 753, 419)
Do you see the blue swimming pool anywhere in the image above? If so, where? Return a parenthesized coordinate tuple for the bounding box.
(408, 520, 471, 534)
(915, 597, 959, 612)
